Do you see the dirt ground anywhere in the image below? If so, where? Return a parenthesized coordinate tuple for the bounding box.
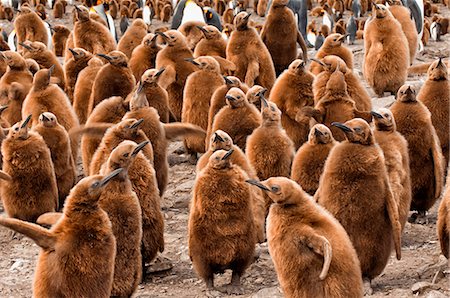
(0, 2, 450, 298)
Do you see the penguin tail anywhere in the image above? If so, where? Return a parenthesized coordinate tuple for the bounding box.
(163, 123, 206, 140)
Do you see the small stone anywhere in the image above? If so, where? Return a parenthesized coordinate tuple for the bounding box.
(251, 287, 282, 298)
(425, 290, 448, 298)
(411, 281, 432, 294)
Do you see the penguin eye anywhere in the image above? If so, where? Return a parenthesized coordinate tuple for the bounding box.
(91, 181, 100, 188)
(271, 185, 280, 192)
(333, 39, 337, 41)
(384, 114, 389, 117)
(237, 96, 241, 99)
(224, 138, 229, 141)
(14, 127, 19, 131)
(123, 153, 129, 157)
(354, 127, 362, 132)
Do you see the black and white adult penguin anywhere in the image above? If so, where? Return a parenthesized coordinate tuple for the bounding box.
(352, 0, 361, 18)
(86, 0, 118, 42)
(400, 0, 424, 50)
(171, 0, 205, 29)
(203, 7, 222, 31)
(347, 14, 357, 45)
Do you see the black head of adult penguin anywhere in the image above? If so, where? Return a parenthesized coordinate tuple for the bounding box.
(8, 114, 32, 141)
(234, 11, 252, 31)
(396, 85, 417, 103)
(208, 148, 234, 169)
(371, 108, 396, 132)
(97, 51, 128, 67)
(155, 30, 187, 47)
(428, 58, 448, 81)
(225, 87, 247, 108)
(74, 5, 91, 22)
(331, 118, 374, 145)
(196, 25, 221, 40)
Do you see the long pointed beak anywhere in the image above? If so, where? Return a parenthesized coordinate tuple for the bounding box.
(75, 5, 82, 11)
(136, 80, 144, 94)
(311, 58, 326, 67)
(196, 25, 208, 34)
(40, 113, 50, 122)
(97, 53, 113, 61)
(331, 122, 352, 132)
(437, 57, 445, 68)
(246, 179, 270, 192)
(225, 95, 236, 101)
(184, 58, 200, 66)
(338, 34, 349, 42)
(48, 65, 55, 78)
(405, 86, 414, 95)
(99, 168, 123, 187)
(130, 118, 144, 129)
(19, 42, 33, 50)
(68, 48, 79, 57)
(260, 95, 269, 108)
(223, 76, 234, 85)
(213, 132, 224, 143)
(131, 140, 149, 156)
(21, 115, 32, 129)
(0, 105, 8, 114)
(155, 68, 165, 77)
(155, 31, 168, 40)
(243, 13, 251, 21)
(370, 111, 383, 119)
(221, 149, 234, 160)
(314, 128, 324, 137)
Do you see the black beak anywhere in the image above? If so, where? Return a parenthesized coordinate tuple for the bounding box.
(155, 31, 169, 40)
(97, 53, 113, 61)
(260, 95, 269, 108)
(68, 48, 79, 57)
(48, 65, 55, 79)
(405, 86, 414, 95)
(437, 57, 444, 68)
(75, 5, 82, 12)
(213, 132, 224, 143)
(311, 58, 326, 67)
(314, 128, 324, 137)
(19, 42, 33, 50)
(225, 95, 236, 101)
(0, 105, 7, 114)
(331, 122, 352, 132)
(130, 118, 144, 129)
(243, 13, 251, 21)
(99, 168, 123, 187)
(370, 111, 383, 119)
(221, 149, 234, 160)
(155, 68, 165, 77)
(338, 34, 349, 42)
(40, 113, 50, 122)
(223, 76, 234, 85)
(184, 58, 200, 66)
(245, 179, 270, 192)
(131, 140, 149, 156)
(257, 88, 268, 98)
(136, 80, 144, 94)
(21, 114, 32, 129)
(196, 25, 208, 34)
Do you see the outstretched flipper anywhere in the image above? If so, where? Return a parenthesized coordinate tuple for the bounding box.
(298, 229, 332, 280)
(0, 217, 56, 250)
(163, 123, 206, 140)
(37, 212, 63, 226)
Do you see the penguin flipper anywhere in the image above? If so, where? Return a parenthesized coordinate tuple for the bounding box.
(0, 217, 56, 250)
(0, 170, 11, 181)
(384, 179, 402, 260)
(158, 65, 176, 89)
(437, 202, 449, 258)
(37, 212, 63, 226)
(298, 230, 332, 280)
(163, 123, 206, 140)
(430, 126, 445, 199)
(296, 31, 308, 61)
(245, 60, 260, 87)
(211, 56, 236, 75)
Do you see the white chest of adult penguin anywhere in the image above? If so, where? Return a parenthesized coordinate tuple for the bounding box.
(89, 1, 118, 42)
(171, 0, 205, 29)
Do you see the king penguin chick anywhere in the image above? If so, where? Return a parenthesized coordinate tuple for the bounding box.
(270, 59, 314, 149)
(194, 25, 227, 58)
(0, 51, 33, 106)
(189, 149, 256, 295)
(14, 7, 48, 50)
(316, 118, 402, 294)
(182, 56, 224, 161)
(4, 82, 27, 125)
(89, 51, 135, 112)
(438, 170, 450, 259)
(247, 177, 363, 297)
(291, 124, 337, 196)
(390, 85, 444, 223)
(73, 5, 116, 55)
(33, 112, 76, 209)
(64, 48, 93, 102)
(98, 150, 143, 297)
(129, 33, 161, 81)
(226, 12, 276, 91)
(139, 68, 171, 123)
(372, 108, 411, 230)
(363, 4, 409, 96)
(261, 0, 308, 75)
(0, 171, 120, 297)
(0, 115, 58, 222)
(155, 30, 197, 121)
(117, 18, 148, 59)
(246, 98, 295, 181)
(52, 25, 70, 57)
(211, 87, 261, 151)
(417, 59, 449, 166)
(309, 33, 353, 75)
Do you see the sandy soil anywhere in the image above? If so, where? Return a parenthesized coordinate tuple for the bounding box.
(0, 2, 450, 298)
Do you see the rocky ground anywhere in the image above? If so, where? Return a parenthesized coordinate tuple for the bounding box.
(0, 2, 450, 298)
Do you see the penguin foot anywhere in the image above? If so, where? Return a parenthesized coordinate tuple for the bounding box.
(408, 211, 428, 225)
(188, 153, 198, 165)
(363, 278, 373, 296)
(217, 284, 244, 295)
(173, 145, 186, 155)
(144, 255, 173, 274)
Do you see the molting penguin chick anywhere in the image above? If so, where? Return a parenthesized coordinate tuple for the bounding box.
(390, 85, 444, 222)
(372, 108, 411, 230)
(0, 171, 120, 297)
(291, 124, 337, 195)
(226, 12, 276, 91)
(0, 115, 58, 222)
(247, 177, 363, 297)
(309, 33, 353, 75)
(189, 149, 256, 294)
(270, 59, 315, 149)
(33, 112, 76, 209)
(129, 33, 161, 81)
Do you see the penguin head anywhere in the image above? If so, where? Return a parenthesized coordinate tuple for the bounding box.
(234, 12, 251, 31)
(130, 81, 150, 111)
(16, 6, 33, 15)
(74, 5, 90, 21)
(373, 3, 389, 18)
(132, 18, 148, 31)
(428, 58, 448, 81)
(246, 85, 267, 109)
(106, 140, 150, 172)
(308, 124, 335, 145)
(0, 51, 27, 69)
(156, 30, 186, 47)
(325, 65, 347, 93)
(386, 0, 402, 5)
(8, 115, 32, 141)
(185, 56, 220, 72)
(33, 66, 58, 90)
(323, 33, 347, 48)
(288, 59, 306, 75)
(97, 51, 128, 67)
(68, 48, 92, 61)
(39, 112, 58, 128)
(116, 118, 144, 138)
(332, 118, 374, 145)
(222, 23, 234, 38)
(371, 108, 396, 132)
(19, 41, 46, 53)
(87, 57, 104, 68)
(272, 0, 289, 7)
(210, 130, 233, 151)
(225, 87, 247, 108)
(208, 149, 234, 169)
(223, 76, 241, 87)
(197, 25, 221, 40)
(246, 177, 308, 205)
(321, 55, 348, 73)
(52, 25, 70, 34)
(25, 59, 40, 75)
(261, 99, 281, 124)
(141, 68, 165, 86)
(143, 33, 159, 48)
(396, 85, 417, 103)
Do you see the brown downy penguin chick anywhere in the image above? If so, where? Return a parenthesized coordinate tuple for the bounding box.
(0, 115, 58, 222)
(64, 48, 93, 102)
(312, 55, 372, 111)
(179, 21, 207, 51)
(189, 149, 256, 294)
(302, 67, 371, 141)
(52, 25, 70, 57)
(0, 171, 121, 297)
(25, 58, 40, 75)
(0, 51, 33, 105)
(139, 68, 170, 123)
(246, 98, 295, 180)
(182, 56, 224, 160)
(155, 30, 197, 121)
(90, 118, 154, 175)
(89, 51, 135, 112)
(33, 112, 76, 209)
(417, 59, 449, 165)
(261, 0, 308, 75)
(73, 6, 116, 55)
(194, 25, 227, 58)
(247, 177, 363, 297)
(309, 33, 353, 75)
(390, 85, 444, 222)
(36, 4, 46, 20)
(270, 59, 315, 149)
(80, 96, 130, 175)
(438, 172, 450, 259)
(53, 0, 64, 18)
(372, 108, 411, 230)
(388, 0, 418, 64)
(315, 118, 402, 293)
(129, 33, 161, 81)
(73, 57, 104, 124)
(99, 140, 163, 278)
(14, 7, 48, 50)
(245, 85, 267, 111)
(291, 124, 337, 196)
(117, 18, 148, 59)
(211, 87, 262, 151)
(226, 12, 276, 91)
(20, 41, 65, 89)
(98, 150, 143, 297)
(4, 82, 27, 125)
(363, 4, 409, 96)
